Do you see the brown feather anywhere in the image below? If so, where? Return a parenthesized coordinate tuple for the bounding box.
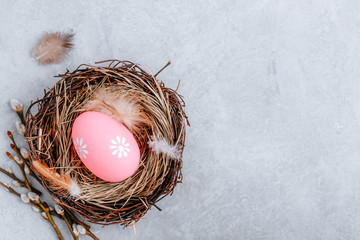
(32, 32, 74, 64)
(32, 161, 81, 197)
(83, 87, 151, 133)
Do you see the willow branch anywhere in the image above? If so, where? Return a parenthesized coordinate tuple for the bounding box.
(0, 182, 59, 217)
(7, 131, 42, 183)
(85, 229, 99, 240)
(0, 167, 42, 196)
(63, 206, 91, 230)
(6, 151, 32, 192)
(37, 201, 64, 240)
(16, 110, 26, 126)
(62, 211, 79, 240)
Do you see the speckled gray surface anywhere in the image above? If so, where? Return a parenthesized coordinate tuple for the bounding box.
(1, 0, 360, 239)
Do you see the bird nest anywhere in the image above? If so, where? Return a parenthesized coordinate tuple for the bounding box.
(25, 60, 189, 226)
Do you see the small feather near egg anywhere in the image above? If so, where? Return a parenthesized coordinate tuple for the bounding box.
(71, 111, 140, 182)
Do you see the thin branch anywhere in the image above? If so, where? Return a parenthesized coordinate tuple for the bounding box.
(16, 111, 26, 126)
(85, 229, 99, 240)
(6, 151, 32, 192)
(0, 167, 42, 196)
(62, 211, 79, 240)
(37, 201, 64, 240)
(0, 182, 58, 217)
(154, 61, 171, 78)
(63, 207, 91, 230)
(7, 131, 42, 183)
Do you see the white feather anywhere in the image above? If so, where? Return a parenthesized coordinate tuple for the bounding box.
(148, 136, 181, 159)
(69, 180, 82, 198)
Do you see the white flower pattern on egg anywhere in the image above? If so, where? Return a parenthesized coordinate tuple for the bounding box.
(110, 136, 130, 158)
(74, 137, 88, 159)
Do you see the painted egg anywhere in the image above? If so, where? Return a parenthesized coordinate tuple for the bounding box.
(71, 111, 140, 182)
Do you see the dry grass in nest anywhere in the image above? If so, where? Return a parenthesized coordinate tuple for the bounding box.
(25, 60, 189, 226)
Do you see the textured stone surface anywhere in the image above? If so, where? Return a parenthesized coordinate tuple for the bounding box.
(1, 0, 360, 239)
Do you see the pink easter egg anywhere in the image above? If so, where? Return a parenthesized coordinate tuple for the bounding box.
(71, 111, 140, 182)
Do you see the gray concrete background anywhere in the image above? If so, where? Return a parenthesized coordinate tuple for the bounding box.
(1, 0, 360, 239)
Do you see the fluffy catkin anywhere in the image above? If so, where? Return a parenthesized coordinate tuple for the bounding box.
(32, 32, 73, 64)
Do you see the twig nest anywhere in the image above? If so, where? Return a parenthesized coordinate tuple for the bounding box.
(25, 60, 189, 225)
